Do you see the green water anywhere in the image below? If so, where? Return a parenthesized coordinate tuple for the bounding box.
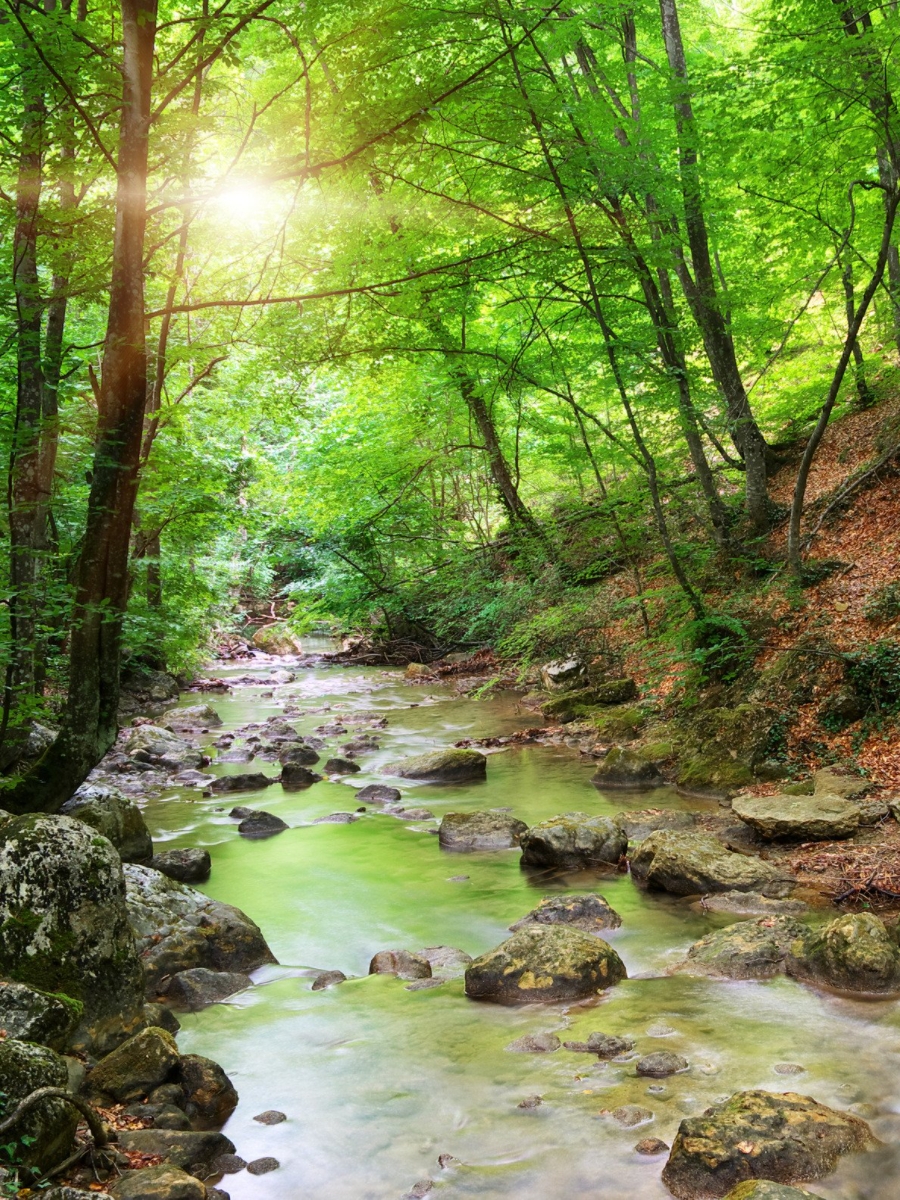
(140, 648, 900, 1199)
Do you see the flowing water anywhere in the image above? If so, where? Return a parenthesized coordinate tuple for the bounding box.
(140, 644, 900, 1199)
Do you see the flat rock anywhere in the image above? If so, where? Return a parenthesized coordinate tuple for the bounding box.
(786, 911, 900, 994)
(109, 1166, 206, 1200)
(505, 1033, 561, 1053)
(238, 811, 289, 838)
(617, 808, 694, 840)
(723, 1184, 825, 1200)
(439, 811, 527, 851)
(356, 784, 402, 806)
(253, 1110, 286, 1124)
(313, 812, 359, 824)
(591, 747, 664, 789)
(465, 925, 626, 1004)
(247, 1157, 279, 1175)
(163, 704, 222, 729)
(151, 848, 211, 884)
(117, 1129, 235, 1172)
(509, 893, 622, 934)
(694, 892, 809, 917)
(324, 757, 360, 775)
(161, 968, 251, 1011)
(732, 793, 860, 841)
(519, 813, 627, 870)
(675, 917, 809, 980)
(636, 1051, 688, 1077)
(385, 748, 487, 783)
(369, 950, 432, 980)
(210, 773, 275, 793)
(661, 1090, 875, 1199)
(630, 830, 792, 897)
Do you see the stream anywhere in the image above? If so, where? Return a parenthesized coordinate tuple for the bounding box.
(140, 642, 900, 1199)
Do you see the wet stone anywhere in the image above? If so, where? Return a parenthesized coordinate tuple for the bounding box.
(356, 784, 401, 806)
(635, 1138, 669, 1155)
(773, 1063, 806, 1075)
(323, 757, 360, 775)
(505, 1033, 561, 1053)
(612, 1105, 653, 1128)
(151, 849, 211, 884)
(313, 812, 360, 824)
(246, 1157, 279, 1176)
(311, 970, 347, 990)
(253, 1110, 286, 1125)
(211, 1154, 246, 1174)
(518, 1095, 542, 1109)
(636, 1052, 688, 1077)
(369, 950, 432, 981)
(238, 811, 288, 838)
(589, 1033, 635, 1058)
(509, 893, 622, 935)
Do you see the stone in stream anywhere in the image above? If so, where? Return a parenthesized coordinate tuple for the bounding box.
(281, 763, 322, 788)
(612, 1105, 653, 1128)
(238, 810, 289, 838)
(177, 1053, 239, 1128)
(173, 769, 213, 787)
(61, 784, 153, 863)
(311, 970, 347, 990)
(151, 848, 211, 883)
(253, 1110, 287, 1124)
(438, 811, 528, 851)
(87, 1026, 179, 1102)
(369, 950, 432, 981)
(124, 863, 275, 989)
(636, 1051, 688, 1077)
(723, 1185, 826, 1200)
(464, 925, 626, 1004)
(356, 784, 402, 806)
(415, 946, 473, 978)
(693, 892, 809, 917)
(384, 748, 487, 783)
(785, 911, 900, 994)
(510, 893, 622, 935)
(126, 725, 203, 772)
(635, 1137, 670, 1155)
(278, 743, 320, 766)
(731, 792, 861, 841)
(210, 773, 276, 793)
(117, 1129, 236, 1172)
(505, 1033, 560, 1053)
(392, 808, 435, 820)
(673, 916, 809, 981)
(591, 747, 665, 789)
(162, 704, 223, 729)
(211, 1153, 247, 1174)
(519, 813, 627, 871)
(0, 1038, 78, 1171)
(247, 1157, 280, 1175)
(324, 756, 361, 775)
(109, 1166, 207, 1200)
(314, 811, 360, 824)
(0, 981, 81, 1051)
(661, 1090, 875, 1199)
(563, 1032, 634, 1057)
(217, 747, 255, 763)
(629, 830, 793, 897)
(161, 968, 252, 1010)
(616, 808, 695, 841)
(0, 815, 146, 1055)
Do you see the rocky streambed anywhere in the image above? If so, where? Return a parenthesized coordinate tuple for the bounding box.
(3, 644, 900, 1199)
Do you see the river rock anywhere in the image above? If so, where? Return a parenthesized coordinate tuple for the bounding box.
(617, 809, 694, 840)
(385, 749, 487, 783)
(636, 1051, 688, 1077)
(109, 1165, 205, 1200)
(506, 1032, 560, 1053)
(0, 981, 81, 1051)
(177, 1054, 239, 1128)
(210, 773, 275, 793)
(87, 1026, 179, 1102)
(0, 815, 145, 1055)
(247, 1157, 279, 1175)
(369, 950, 432, 981)
(0, 1038, 78, 1170)
(661, 1090, 875, 1199)
(465, 925, 626, 1003)
(278, 743, 320, 766)
(151, 849, 211, 884)
(675, 917, 809, 980)
(162, 704, 222, 730)
(635, 1137, 670, 1155)
(125, 726, 203, 772)
(61, 784, 153, 863)
(595, 678, 639, 705)
(541, 658, 586, 691)
(238, 810, 288, 838)
(541, 688, 600, 723)
(323, 757, 360, 775)
(311, 970, 347, 990)
(439, 811, 527, 851)
(786, 911, 900, 993)
(46, 1189, 115, 1200)
(117, 1129, 235, 1172)
(723, 1185, 825, 1200)
(124, 864, 275, 988)
(356, 784, 401, 806)
(519, 813, 627, 870)
(509, 893, 622, 934)
(629, 830, 792, 897)
(695, 892, 809, 917)
(281, 764, 322, 789)
(415, 946, 473, 978)
(161, 968, 251, 1010)
(732, 793, 860, 841)
(143, 1003, 181, 1035)
(612, 1104, 653, 1127)
(591, 747, 664, 789)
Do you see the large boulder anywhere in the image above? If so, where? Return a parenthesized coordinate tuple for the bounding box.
(731, 793, 860, 841)
(124, 864, 275, 990)
(86, 1027, 179, 1102)
(661, 1090, 874, 1199)
(630, 830, 792, 897)
(519, 813, 627, 870)
(509, 893, 622, 934)
(540, 658, 586, 691)
(385, 749, 487, 783)
(540, 689, 599, 724)
(464, 925, 626, 1004)
(786, 912, 900, 994)
(162, 705, 222, 730)
(673, 917, 809, 980)
(61, 784, 153, 863)
(150, 849, 211, 884)
(176, 1054, 238, 1128)
(591, 747, 664, 790)
(617, 809, 694, 840)
(251, 623, 301, 654)
(0, 982, 81, 1051)
(594, 678, 639, 705)
(161, 968, 251, 1011)
(0, 1038, 78, 1170)
(125, 726, 202, 772)
(116, 1129, 235, 1171)
(0, 815, 145, 1054)
(110, 1166, 205, 1200)
(439, 811, 527, 851)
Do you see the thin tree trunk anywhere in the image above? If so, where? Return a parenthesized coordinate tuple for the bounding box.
(841, 255, 873, 403)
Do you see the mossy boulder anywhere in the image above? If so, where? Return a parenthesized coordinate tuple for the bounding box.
(509, 893, 622, 934)
(673, 703, 778, 794)
(662, 1090, 875, 1199)
(0, 1039, 78, 1171)
(61, 785, 153, 863)
(176, 1054, 238, 1129)
(464, 925, 626, 1003)
(732, 793, 860, 841)
(116, 1129, 235, 1171)
(109, 1165, 206, 1200)
(540, 688, 599, 724)
(162, 704, 222, 730)
(786, 912, 900, 994)
(673, 917, 809, 980)
(0, 815, 145, 1055)
(439, 811, 527, 851)
(124, 864, 275, 990)
(251, 623, 301, 654)
(630, 830, 792, 897)
(591, 747, 665, 790)
(519, 813, 626, 870)
(594, 706, 647, 742)
(0, 982, 82, 1051)
(594, 677, 638, 705)
(125, 727, 202, 773)
(87, 1027, 179, 1103)
(384, 748, 486, 783)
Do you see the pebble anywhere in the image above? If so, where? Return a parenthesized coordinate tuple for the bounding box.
(247, 1157, 280, 1175)
(773, 1062, 806, 1075)
(211, 1154, 247, 1174)
(253, 1110, 287, 1125)
(634, 1137, 669, 1155)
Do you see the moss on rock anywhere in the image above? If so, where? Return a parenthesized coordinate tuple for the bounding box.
(465, 925, 626, 1003)
(0, 1038, 77, 1170)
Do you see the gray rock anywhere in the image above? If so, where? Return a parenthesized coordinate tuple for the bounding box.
(519, 813, 627, 870)
(125, 726, 203, 772)
(109, 1167, 205, 1200)
(210, 773, 275, 793)
(675, 917, 809, 980)
(415, 946, 473, 978)
(313, 812, 359, 823)
(238, 811, 288, 838)
(0, 1038, 77, 1170)
(143, 1003, 180, 1035)
(281, 764, 322, 788)
(151, 849, 211, 884)
(636, 1051, 688, 1077)
(540, 658, 586, 691)
(311, 970, 346, 990)
(356, 784, 401, 806)
(87, 1026, 179, 1102)
(162, 704, 222, 730)
(253, 1110, 286, 1124)
(591, 747, 664, 789)
(117, 1129, 235, 1171)
(369, 950, 432, 981)
(465, 925, 626, 1004)
(630, 830, 792, 897)
(694, 892, 809, 917)
(439, 811, 527, 851)
(510, 893, 622, 934)
(385, 748, 487, 783)
(62, 784, 153, 863)
(505, 1033, 560, 1053)
(617, 809, 695, 840)
(247, 1157, 279, 1175)
(124, 864, 275, 988)
(324, 756, 361, 775)
(211, 1153, 247, 1174)
(0, 981, 81, 1051)
(161, 968, 251, 1011)
(732, 792, 860, 841)
(786, 911, 900, 994)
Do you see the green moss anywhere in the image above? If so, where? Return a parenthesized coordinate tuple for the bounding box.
(676, 753, 755, 792)
(638, 740, 674, 763)
(541, 688, 599, 723)
(782, 778, 815, 796)
(593, 705, 646, 740)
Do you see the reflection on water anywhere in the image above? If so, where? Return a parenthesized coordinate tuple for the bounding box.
(139, 656, 900, 1199)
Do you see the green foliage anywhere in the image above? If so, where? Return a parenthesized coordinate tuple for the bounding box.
(0, 1090, 35, 1195)
(863, 583, 900, 624)
(844, 641, 900, 719)
(684, 613, 755, 683)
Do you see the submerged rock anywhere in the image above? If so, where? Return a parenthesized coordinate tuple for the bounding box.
(0, 815, 145, 1054)
(124, 864, 275, 989)
(465, 925, 626, 1004)
(506, 1033, 560, 1053)
(674, 917, 809, 980)
(519, 813, 627, 870)
(629, 830, 792, 897)
(0, 1038, 77, 1170)
(612, 1104, 653, 1128)
(591, 747, 664, 789)
(369, 950, 432, 980)
(151, 848, 211, 884)
(661, 1090, 875, 1199)
(509, 893, 622, 934)
(385, 748, 487, 783)
(439, 811, 527, 851)
(786, 912, 900, 994)
(0, 981, 81, 1051)
(636, 1051, 688, 1077)
(278, 743, 320, 766)
(732, 792, 860, 841)
(161, 968, 251, 1011)
(563, 1032, 634, 1058)
(61, 784, 153, 863)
